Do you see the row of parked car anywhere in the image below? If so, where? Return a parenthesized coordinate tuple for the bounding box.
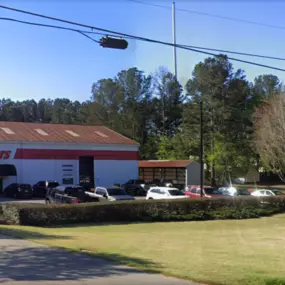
(145, 185, 285, 200)
(2, 179, 284, 203)
(2, 181, 60, 199)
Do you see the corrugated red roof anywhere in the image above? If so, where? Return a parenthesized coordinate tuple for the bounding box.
(0, 122, 137, 145)
(139, 160, 192, 168)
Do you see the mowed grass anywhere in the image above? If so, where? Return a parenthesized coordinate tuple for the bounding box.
(1, 215, 285, 285)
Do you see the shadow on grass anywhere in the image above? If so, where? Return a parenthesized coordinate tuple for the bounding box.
(0, 227, 163, 282)
(0, 227, 70, 240)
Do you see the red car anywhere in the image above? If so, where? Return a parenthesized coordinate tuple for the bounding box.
(184, 185, 222, 198)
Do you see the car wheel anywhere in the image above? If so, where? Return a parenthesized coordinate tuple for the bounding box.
(148, 197, 153, 200)
(45, 199, 50, 204)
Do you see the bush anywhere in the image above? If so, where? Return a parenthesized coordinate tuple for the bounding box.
(1, 196, 285, 226)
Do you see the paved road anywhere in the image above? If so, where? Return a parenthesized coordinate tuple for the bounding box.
(0, 234, 198, 285)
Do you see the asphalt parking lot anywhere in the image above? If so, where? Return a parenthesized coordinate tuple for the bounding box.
(0, 196, 46, 204)
(0, 196, 145, 204)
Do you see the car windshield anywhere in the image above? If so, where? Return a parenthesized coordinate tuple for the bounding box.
(20, 184, 31, 189)
(107, 188, 127, 196)
(65, 187, 84, 197)
(272, 190, 284, 196)
(204, 188, 221, 195)
(168, 189, 184, 196)
(48, 182, 59, 188)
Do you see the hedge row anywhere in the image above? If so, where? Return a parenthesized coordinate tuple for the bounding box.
(1, 196, 285, 226)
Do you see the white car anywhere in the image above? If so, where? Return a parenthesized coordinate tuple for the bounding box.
(251, 189, 284, 197)
(146, 187, 188, 200)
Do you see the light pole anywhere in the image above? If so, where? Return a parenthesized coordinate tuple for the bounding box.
(172, 2, 177, 78)
(200, 100, 204, 198)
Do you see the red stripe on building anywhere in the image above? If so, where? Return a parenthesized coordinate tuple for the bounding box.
(14, 149, 139, 160)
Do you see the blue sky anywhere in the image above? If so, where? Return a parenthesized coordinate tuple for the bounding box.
(1, 0, 285, 102)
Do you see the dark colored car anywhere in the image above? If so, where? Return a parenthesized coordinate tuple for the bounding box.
(45, 184, 99, 204)
(3, 183, 33, 199)
(121, 179, 147, 196)
(222, 188, 251, 196)
(33, 181, 59, 197)
(145, 179, 184, 190)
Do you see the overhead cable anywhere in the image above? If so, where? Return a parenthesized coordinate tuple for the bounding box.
(1, 5, 285, 72)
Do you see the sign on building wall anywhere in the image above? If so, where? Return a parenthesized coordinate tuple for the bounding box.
(0, 151, 11, 160)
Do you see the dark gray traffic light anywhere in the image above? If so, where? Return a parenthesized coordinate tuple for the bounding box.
(99, 37, 128, 50)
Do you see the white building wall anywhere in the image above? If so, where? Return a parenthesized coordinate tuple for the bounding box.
(186, 161, 201, 185)
(94, 160, 138, 187)
(0, 142, 139, 189)
(2, 159, 80, 188)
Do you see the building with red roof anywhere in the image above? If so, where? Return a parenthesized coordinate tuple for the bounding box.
(0, 122, 139, 190)
(139, 160, 201, 189)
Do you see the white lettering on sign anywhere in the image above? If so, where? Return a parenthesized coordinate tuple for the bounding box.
(0, 151, 11, 160)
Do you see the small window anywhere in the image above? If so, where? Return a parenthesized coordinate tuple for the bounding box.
(191, 188, 197, 193)
(1, 127, 15, 134)
(65, 130, 79, 137)
(266, 191, 273, 196)
(260, 191, 265, 195)
(62, 178, 74, 184)
(96, 188, 106, 195)
(95, 131, 108, 138)
(38, 181, 46, 187)
(196, 189, 201, 194)
(35, 129, 48, 136)
(47, 182, 59, 188)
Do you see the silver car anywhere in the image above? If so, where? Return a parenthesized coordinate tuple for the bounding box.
(92, 186, 135, 201)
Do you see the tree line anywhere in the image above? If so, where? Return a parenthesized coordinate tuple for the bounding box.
(1, 55, 282, 183)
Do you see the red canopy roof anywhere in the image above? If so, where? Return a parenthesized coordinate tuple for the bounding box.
(139, 160, 192, 168)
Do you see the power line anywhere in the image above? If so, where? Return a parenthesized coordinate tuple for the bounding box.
(0, 17, 125, 42)
(180, 44, 285, 62)
(3, 17, 285, 62)
(126, 0, 285, 31)
(1, 5, 285, 72)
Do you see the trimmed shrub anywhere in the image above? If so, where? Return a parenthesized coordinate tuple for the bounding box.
(1, 196, 285, 226)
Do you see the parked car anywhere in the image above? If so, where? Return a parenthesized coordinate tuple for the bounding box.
(90, 186, 135, 201)
(121, 179, 147, 195)
(3, 183, 33, 199)
(33, 180, 59, 197)
(184, 185, 222, 198)
(122, 179, 146, 189)
(148, 179, 174, 187)
(146, 187, 187, 200)
(219, 187, 250, 196)
(45, 184, 99, 204)
(185, 185, 211, 192)
(251, 189, 285, 197)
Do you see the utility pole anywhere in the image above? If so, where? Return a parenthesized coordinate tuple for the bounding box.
(200, 100, 204, 198)
(172, 2, 178, 78)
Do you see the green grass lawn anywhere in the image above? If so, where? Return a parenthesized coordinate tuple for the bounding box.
(1, 215, 285, 285)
